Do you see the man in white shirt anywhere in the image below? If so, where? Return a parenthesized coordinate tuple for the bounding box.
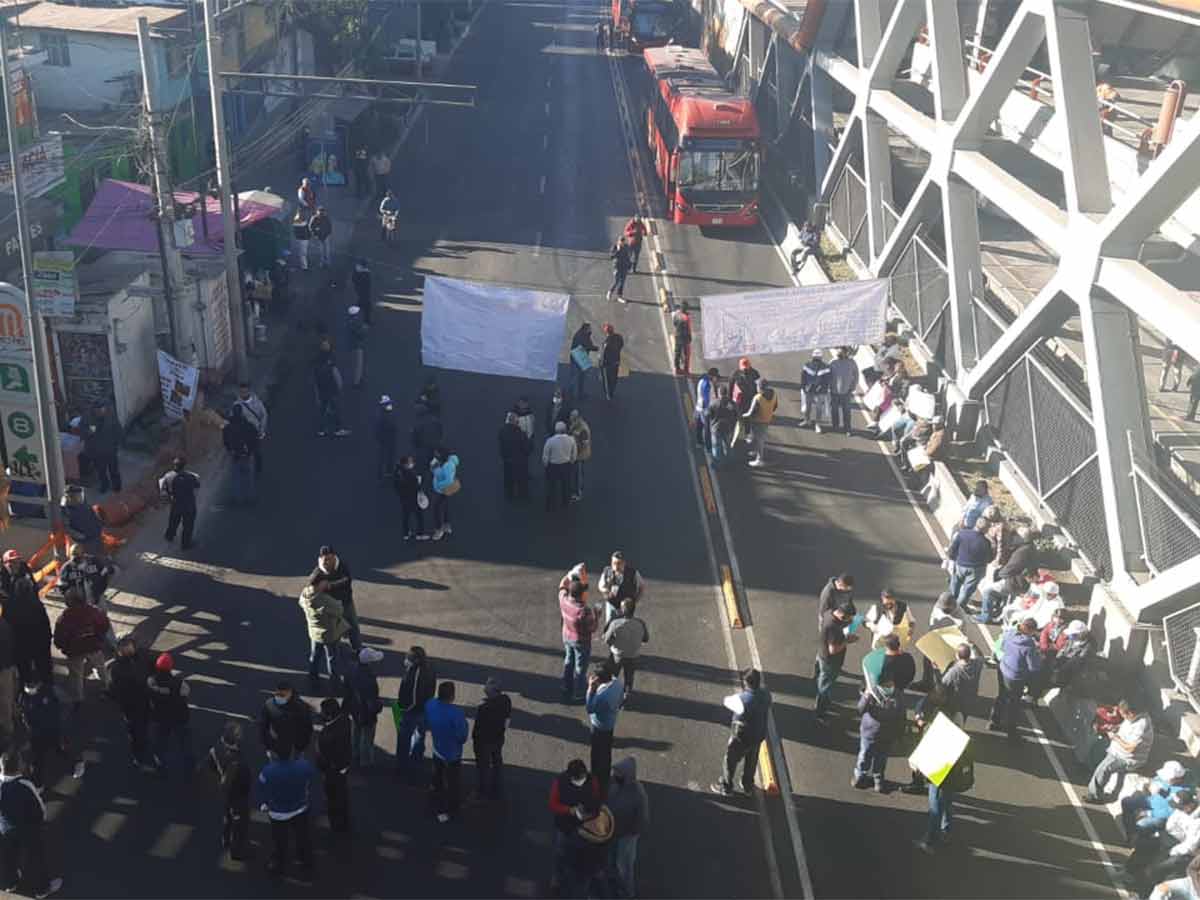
(1087, 699, 1154, 803)
(542, 421, 576, 511)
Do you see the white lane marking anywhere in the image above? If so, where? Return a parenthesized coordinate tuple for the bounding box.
(606, 43, 801, 900)
(539, 174, 547, 195)
(533, 230, 543, 257)
(545, 101, 551, 116)
(543, 133, 550, 151)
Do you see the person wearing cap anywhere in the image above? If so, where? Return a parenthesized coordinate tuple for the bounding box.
(234, 382, 268, 474)
(989, 618, 1042, 740)
(207, 721, 252, 860)
(346, 305, 369, 389)
(351, 258, 372, 324)
(548, 759, 602, 893)
(499, 411, 532, 501)
(730, 357, 761, 415)
(53, 589, 112, 712)
(343, 646, 383, 767)
(105, 636, 155, 768)
(0, 749, 63, 898)
(147, 653, 194, 777)
(695, 368, 719, 450)
(59, 485, 103, 557)
(711, 668, 771, 796)
(2, 553, 50, 687)
(828, 346, 859, 435)
(1123, 760, 1194, 843)
(298, 580, 350, 695)
(56, 541, 116, 611)
(800, 349, 831, 433)
(1045, 618, 1092, 692)
(608, 755, 649, 897)
(472, 677, 512, 802)
(815, 603, 858, 722)
(310, 546, 361, 652)
(741, 378, 778, 467)
(1088, 698, 1154, 804)
(543, 421, 577, 512)
(375, 394, 398, 480)
(159, 457, 201, 551)
(671, 302, 693, 376)
(600, 324, 624, 401)
(260, 682, 314, 760)
(316, 698, 353, 832)
(1126, 789, 1200, 892)
(308, 206, 333, 268)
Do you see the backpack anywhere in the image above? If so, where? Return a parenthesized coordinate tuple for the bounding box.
(941, 746, 975, 794)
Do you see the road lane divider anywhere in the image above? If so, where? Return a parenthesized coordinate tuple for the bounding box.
(698, 464, 716, 514)
(721, 564, 744, 629)
(654, 251, 666, 272)
(759, 740, 780, 795)
(658, 286, 670, 308)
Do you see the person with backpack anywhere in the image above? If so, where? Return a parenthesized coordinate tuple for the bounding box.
(671, 303, 693, 376)
(394, 455, 428, 541)
(147, 653, 195, 778)
(853, 678, 906, 793)
(430, 447, 460, 542)
(916, 743, 974, 853)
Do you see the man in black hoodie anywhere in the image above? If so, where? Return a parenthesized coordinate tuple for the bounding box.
(310, 546, 361, 651)
(394, 456, 427, 541)
(259, 682, 314, 759)
(317, 699, 352, 833)
(1, 556, 51, 686)
(0, 617, 14, 748)
(147, 653, 194, 778)
(207, 721, 252, 860)
(394, 646, 436, 782)
(817, 573, 855, 630)
(498, 412, 532, 501)
(105, 636, 154, 767)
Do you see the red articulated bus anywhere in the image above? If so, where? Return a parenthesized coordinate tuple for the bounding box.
(639, 45, 761, 227)
(611, 0, 677, 50)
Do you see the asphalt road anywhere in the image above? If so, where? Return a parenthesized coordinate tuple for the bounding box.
(39, 1, 1131, 898)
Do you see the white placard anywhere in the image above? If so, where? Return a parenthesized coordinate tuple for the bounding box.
(157, 350, 199, 420)
(420, 275, 569, 382)
(700, 279, 888, 361)
(907, 385, 936, 420)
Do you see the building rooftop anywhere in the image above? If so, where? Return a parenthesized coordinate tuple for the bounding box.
(12, 2, 186, 36)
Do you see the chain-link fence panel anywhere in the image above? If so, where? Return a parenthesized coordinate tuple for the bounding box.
(1134, 470, 1200, 575)
(924, 306, 955, 378)
(972, 298, 1006, 363)
(882, 203, 899, 247)
(1163, 602, 1200, 700)
(889, 240, 919, 330)
(985, 359, 1040, 491)
(915, 238, 948, 340)
(1028, 361, 1095, 493)
(1045, 457, 1113, 581)
(829, 172, 852, 246)
(846, 170, 867, 263)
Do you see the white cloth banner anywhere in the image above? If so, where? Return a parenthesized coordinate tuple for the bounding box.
(157, 350, 199, 420)
(700, 278, 889, 360)
(420, 275, 569, 382)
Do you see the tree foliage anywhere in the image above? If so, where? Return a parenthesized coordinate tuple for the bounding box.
(278, 0, 372, 71)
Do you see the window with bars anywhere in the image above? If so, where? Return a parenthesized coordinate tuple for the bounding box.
(41, 33, 70, 67)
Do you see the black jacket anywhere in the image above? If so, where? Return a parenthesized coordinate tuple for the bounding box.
(309, 560, 353, 610)
(308, 213, 332, 240)
(0, 775, 45, 835)
(498, 423, 531, 462)
(317, 713, 353, 774)
(996, 540, 1038, 581)
(0, 618, 14, 671)
(160, 469, 200, 510)
(259, 697, 313, 756)
(544, 397, 571, 435)
(818, 577, 855, 624)
(473, 693, 513, 745)
(411, 411, 444, 453)
(570, 327, 598, 354)
(147, 671, 190, 727)
(376, 409, 398, 450)
(223, 416, 258, 459)
(601, 333, 624, 367)
(397, 658, 436, 714)
(209, 742, 252, 811)
(352, 269, 371, 305)
(394, 466, 422, 506)
(107, 648, 154, 715)
(610, 242, 633, 273)
(84, 414, 121, 457)
(2, 577, 50, 651)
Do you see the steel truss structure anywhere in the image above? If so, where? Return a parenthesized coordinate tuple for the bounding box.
(719, 0, 1200, 618)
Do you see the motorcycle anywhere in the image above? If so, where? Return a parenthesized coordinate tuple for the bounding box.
(381, 210, 399, 242)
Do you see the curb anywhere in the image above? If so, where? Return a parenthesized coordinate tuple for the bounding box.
(758, 740, 780, 795)
(721, 563, 744, 629)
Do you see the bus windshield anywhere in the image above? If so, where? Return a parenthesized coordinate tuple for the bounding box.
(677, 143, 759, 193)
(631, 7, 672, 40)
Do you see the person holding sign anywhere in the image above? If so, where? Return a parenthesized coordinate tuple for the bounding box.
(569, 324, 598, 402)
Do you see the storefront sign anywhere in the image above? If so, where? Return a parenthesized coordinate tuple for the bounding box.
(31, 250, 76, 317)
(0, 134, 65, 199)
(0, 401, 44, 484)
(0, 297, 31, 356)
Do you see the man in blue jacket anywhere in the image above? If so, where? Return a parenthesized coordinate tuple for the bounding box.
(947, 518, 995, 608)
(425, 681, 468, 822)
(258, 749, 317, 876)
(989, 618, 1042, 741)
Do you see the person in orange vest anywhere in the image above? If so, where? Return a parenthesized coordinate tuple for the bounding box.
(623, 215, 647, 272)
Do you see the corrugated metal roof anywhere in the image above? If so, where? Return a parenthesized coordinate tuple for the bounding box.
(14, 2, 186, 36)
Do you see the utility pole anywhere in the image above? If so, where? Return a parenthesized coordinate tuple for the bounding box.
(137, 16, 182, 357)
(0, 21, 65, 544)
(415, 1, 423, 79)
(201, 0, 249, 382)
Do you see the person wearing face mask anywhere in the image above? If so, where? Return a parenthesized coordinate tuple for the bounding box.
(394, 455, 428, 541)
(548, 759, 601, 894)
(393, 646, 437, 782)
(545, 386, 572, 436)
(259, 682, 314, 760)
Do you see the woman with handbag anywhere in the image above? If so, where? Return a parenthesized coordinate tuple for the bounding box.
(430, 447, 461, 542)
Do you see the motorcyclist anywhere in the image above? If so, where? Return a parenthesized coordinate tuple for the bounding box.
(379, 190, 400, 242)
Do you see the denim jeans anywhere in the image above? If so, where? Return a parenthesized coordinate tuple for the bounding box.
(711, 428, 730, 466)
(815, 655, 842, 716)
(353, 718, 376, 766)
(925, 782, 954, 844)
(1089, 751, 1140, 802)
(308, 640, 339, 681)
(153, 722, 195, 775)
(394, 710, 427, 780)
(318, 396, 341, 434)
(230, 455, 256, 505)
(854, 732, 888, 784)
(949, 563, 985, 606)
(562, 640, 591, 697)
(830, 393, 853, 432)
(610, 834, 639, 898)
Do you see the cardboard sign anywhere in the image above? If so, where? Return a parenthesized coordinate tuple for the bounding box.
(909, 712, 970, 786)
(915, 624, 969, 672)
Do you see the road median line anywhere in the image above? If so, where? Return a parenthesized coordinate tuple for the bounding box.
(759, 740, 780, 795)
(721, 564, 744, 629)
(658, 285, 670, 308)
(698, 463, 716, 514)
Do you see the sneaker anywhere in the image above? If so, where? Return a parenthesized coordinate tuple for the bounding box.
(334, 428, 351, 437)
(444, 523, 453, 535)
(874, 779, 886, 793)
(431, 528, 445, 541)
(72, 761, 86, 779)
(569, 494, 580, 503)
(915, 840, 935, 855)
(814, 424, 823, 434)
(437, 813, 451, 824)
(317, 431, 328, 437)
(404, 533, 414, 542)
(748, 458, 765, 468)
(415, 533, 431, 542)
(709, 781, 733, 796)
(36, 878, 63, 899)
(851, 774, 867, 789)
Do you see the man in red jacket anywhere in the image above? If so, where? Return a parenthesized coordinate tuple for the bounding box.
(548, 759, 601, 894)
(52, 590, 111, 710)
(623, 216, 647, 273)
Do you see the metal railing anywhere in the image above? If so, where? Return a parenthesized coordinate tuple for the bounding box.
(1162, 600, 1200, 712)
(1130, 437, 1200, 577)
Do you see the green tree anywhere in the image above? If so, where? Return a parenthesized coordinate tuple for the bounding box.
(278, 0, 372, 72)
